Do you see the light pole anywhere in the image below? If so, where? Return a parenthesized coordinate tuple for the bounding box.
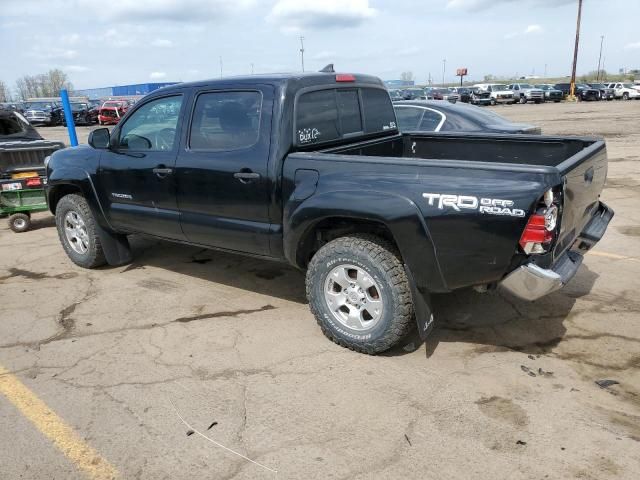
(596, 35, 604, 81)
(251, 63, 254, 75)
(569, 0, 583, 100)
(219, 56, 223, 78)
(442, 59, 446, 86)
(299, 36, 305, 72)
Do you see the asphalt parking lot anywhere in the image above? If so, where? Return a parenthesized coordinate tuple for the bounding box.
(1, 100, 639, 479)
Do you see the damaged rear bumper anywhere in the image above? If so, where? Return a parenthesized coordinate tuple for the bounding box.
(499, 202, 614, 301)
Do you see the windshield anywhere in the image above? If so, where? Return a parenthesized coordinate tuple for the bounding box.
(623, 83, 635, 88)
(71, 103, 89, 111)
(519, 84, 534, 89)
(103, 102, 124, 108)
(26, 102, 55, 110)
(534, 85, 549, 90)
(490, 84, 507, 91)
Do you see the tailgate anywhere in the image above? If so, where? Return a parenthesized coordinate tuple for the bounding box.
(0, 141, 63, 179)
(554, 139, 608, 257)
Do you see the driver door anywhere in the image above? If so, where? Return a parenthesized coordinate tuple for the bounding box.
(95, 94, 186, 240)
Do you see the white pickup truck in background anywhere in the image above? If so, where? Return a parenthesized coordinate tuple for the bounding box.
(607, 82, 640, 100)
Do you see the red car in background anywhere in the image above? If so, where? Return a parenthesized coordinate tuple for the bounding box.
(98, 100, 130, 125)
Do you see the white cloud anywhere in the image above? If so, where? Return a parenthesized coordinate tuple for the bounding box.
(524, 24, 542, 34)
(504, 24, 543, 39)
(312, 50, 337, 61)
(62, 33, 81, 45)
(268, 0, 376, 33)
(151, 38, 173, 47)
(624, 41, 640, 49)
(150, 71, 167, 79)
(66, 65, 90, 72)
(102, 29, 133, 48)
(29, 47, 78, 60)
(447, 0, 574, 8)
(77, 0, 256, 23)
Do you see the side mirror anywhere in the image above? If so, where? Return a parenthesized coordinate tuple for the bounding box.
(88, 128, 110, 149)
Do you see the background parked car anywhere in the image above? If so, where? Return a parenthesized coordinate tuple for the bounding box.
(469, 87, 492, 106)
(62, 102, 98, 126)
(98, 100, 130, 125)
(428, 88, 459, 103)
(388, 89, 404, 102)
(553, 83, 600, 101)
(534, 84, 564, 103)
(448, 87, 471, 103)
(0, 102, 26, 114)
(393, 100, 541, 134)
(401, 88, 427, 100)
(23, 101, 63, 126)
(587, 83, 615, 101)
(508, 83, 545, 104)
(607, 82, 640, 100)
(473, 84, 515, 105)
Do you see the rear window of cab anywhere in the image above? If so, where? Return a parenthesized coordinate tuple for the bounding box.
(295, 87, 397, 146)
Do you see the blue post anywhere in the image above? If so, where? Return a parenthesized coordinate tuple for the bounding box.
(60, 89, 78, 147)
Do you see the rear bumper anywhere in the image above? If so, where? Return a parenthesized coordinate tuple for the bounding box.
(499, 202, 614, 301)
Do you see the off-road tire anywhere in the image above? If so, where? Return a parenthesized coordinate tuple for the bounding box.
(55, 194, 106, 268)
(623, 92, 629, 100)
(8, 213, 30, 233)
(306, 234, 414, 354)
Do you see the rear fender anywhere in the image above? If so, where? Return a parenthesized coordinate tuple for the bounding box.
(285, 190, 448, 293)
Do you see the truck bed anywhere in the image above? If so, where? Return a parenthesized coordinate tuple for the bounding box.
(285, 132, 607, 290)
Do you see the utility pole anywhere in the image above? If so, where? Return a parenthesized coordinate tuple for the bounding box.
(299, 36, 305, 72)
(442, 59, 446, 86)
(219, 56, 223, 78)
(596, 35, 604, 82)
(251, 63, 254, 75)
(569, 0, 583, 100)
(544, 63, 548, 78)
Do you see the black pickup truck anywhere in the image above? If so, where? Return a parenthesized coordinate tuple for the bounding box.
(45, 71, 613, 354)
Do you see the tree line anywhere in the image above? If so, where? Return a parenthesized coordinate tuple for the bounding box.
(0, 69, 73, 102)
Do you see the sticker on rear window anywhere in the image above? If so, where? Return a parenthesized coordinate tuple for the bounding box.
(298, 128, 321, 144)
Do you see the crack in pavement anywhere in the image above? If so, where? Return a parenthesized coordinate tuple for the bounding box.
(0, 304, 279, 350)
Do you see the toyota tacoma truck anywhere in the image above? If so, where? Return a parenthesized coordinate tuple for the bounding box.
(45, 70, 613, 354)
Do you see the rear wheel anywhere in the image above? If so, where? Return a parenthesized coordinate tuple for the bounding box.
(8, 213, 31, 233)
(55, 194, 106, 268)
(306, 234, 414, 354)
(623, 92, 630, 100)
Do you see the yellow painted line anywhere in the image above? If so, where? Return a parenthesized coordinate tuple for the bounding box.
(590, 250, 640, 262)
(0, 365, 118, 480)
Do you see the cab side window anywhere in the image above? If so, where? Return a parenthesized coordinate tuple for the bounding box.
(189, 91, 262, 151)
(119, 96, 182, 151)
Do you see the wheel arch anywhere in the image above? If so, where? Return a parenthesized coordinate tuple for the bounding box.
(284, 190, 448, 293)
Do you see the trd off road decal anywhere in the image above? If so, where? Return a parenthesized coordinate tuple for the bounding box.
(422, 193, 526, 217)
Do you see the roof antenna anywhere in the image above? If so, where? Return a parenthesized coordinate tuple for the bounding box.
(319, 64, 335, 73)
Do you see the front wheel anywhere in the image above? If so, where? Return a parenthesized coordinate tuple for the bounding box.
(55, 194, 106, 268)
(306, 234, 415, 354)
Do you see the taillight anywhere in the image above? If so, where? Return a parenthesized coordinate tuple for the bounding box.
(25, 177, 42, 187)
(519, 188, 560, 255)
(335, 74, 356, 82)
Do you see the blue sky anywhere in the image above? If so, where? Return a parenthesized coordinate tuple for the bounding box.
(1, 0, 638, 90)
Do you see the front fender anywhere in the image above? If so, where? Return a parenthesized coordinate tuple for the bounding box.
(284, 190, 448, 293)
(46, 168, 111, 231)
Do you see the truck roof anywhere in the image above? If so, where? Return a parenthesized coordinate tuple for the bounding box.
(149, 72, 386, 96)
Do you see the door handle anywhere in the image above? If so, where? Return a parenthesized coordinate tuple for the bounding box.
(153, 167, 173, 177)
(233, 171, 261, 183)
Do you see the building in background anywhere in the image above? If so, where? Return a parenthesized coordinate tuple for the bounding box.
(73, 82, 179, 100)
(384, 80, 415, 88)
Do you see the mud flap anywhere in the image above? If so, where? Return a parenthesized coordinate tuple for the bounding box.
(404, 265, 435, 340)
(95, 222, 132, 266)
